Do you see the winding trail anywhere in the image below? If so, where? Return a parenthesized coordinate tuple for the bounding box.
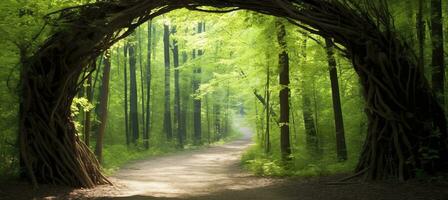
(106, 122, 279, 199)
(1, 119, 447, 199)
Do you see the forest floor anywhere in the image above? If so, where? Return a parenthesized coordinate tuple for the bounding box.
(1, 121, 448, 200)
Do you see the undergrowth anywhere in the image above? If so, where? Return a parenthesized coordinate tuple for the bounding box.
(241, 145, 358, 177)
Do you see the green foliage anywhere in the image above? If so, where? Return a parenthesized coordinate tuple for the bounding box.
(0, 0, 447, 181)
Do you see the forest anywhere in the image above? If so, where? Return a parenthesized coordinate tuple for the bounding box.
(0, 0, 447, 199)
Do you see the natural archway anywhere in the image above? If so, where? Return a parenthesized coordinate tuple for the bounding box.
(20, 0, 447, 188)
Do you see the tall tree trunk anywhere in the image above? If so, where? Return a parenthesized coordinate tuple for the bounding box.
(416, 0, 425, 71)
(193, 22, 204, 145)
(129, 43, 139, 144)
(224, 83, 230, 136)
(144, 21, 152, 149)
(172, 26, 183, 148)
(276, 20, 291, 161)
(124, 45, 130, 145)
(83, 63, 94, 147)
(138, 27, 146, 139)
(214, 103, 221, 141)
(95, 51, 111, 164)
(265, 63, 271, 154)
(300, 38, 319, 156)
(180, 51, 188, 142)
(325, 38, 348, 161)
(163, 24, 173, 140)
(206, 95, 211, 144)
(430, 0, 445, 106)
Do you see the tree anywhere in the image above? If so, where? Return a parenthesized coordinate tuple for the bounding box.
(172, 26, 183, 148)
(300, 38, 319, 156)
(95, 51, 111, 164)
(325, 38, 347, 161)
(144, 21, 152, 149)
(124, 44, 130, 145)
(193, 22, 204, 145)
(163, 24, 173, 140)
(276, 20, 291, 161)
(138, 27, 146, 138)
(83, 63, 94, 147)
(265, 62, 271, 154)
(416, 0, 425, 70)
(430, 0, 445, 106)
(129, 42, 139, 144)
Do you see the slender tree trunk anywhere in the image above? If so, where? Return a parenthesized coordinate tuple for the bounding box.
(325, 38, 348, 161)
(138, 27, 146, 139)
(430, 0, 445, 106)
(224, 83, 230, 136)
(95, 50, 111, 164)
(83, 68, 93, 147)
(163, 24, 173, 140)
(193, 22, 204, 145)
(172, 26, 183, 148)
(123, 45, 130, 145)
(180, 51, 188, 142)
(265, 63, 271, 154)
(276, 20, 291, 161)
(300, 38, 319, 156)
(129, 43, 139, 144)
(416, 0, 425, 71)
(214, 103, 221, 141)
(144, 21, 152, 149)
(406, 0, 416, 46)
(206, 95, 211, 144)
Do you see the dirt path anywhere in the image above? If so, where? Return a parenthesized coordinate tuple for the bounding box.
(104, 124, 278, 199)
(1, 120, 448, 200)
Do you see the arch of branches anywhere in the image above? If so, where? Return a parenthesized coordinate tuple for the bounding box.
(20, 0, 448, 188)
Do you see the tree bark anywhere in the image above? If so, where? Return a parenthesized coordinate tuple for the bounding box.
(265, 63, 271, 154)
(416, 0, 425, 70)
(193, 22, 204, 145)
(300, 38, 319, 156)
(95, 51, 111, 164)
(83, 64, 93, 147)
(276, 20, 291, 161)
(172, 26, 183, 148)
(124, 45, 130, 145)
(144, 21, 152, 149)
(129, 43, 139, 144)
(430, 0, 445, 106)
(138, 27, 146, 139)
(180, 51, 188, 142)
(163, 24, 173, 140)
(325, 38, 348, 161)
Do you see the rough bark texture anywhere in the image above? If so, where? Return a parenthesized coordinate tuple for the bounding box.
(95, 51, 111, 164)
(276, 20, 291, 161)
(21, 0, 448, 187)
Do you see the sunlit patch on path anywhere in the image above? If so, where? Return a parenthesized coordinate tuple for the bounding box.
(102, 120, 278, 198)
